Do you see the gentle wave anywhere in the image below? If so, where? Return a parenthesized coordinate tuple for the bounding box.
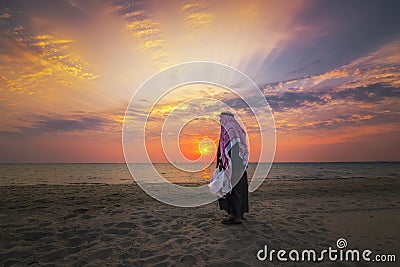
(0, 162, 399, 186)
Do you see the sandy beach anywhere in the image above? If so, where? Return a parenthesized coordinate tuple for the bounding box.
(0, 177, 399, 266)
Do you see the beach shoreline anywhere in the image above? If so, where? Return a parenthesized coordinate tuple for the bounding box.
(1, 177, 399, 266)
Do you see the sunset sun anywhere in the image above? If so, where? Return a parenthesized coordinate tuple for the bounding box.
(198, 138, 216, 156)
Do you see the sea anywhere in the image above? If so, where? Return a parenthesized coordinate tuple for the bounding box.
(0, 162, 399, 186)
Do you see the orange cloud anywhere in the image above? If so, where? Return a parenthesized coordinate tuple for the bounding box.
(0, 12, 11, 19)
(116, 2, 173, 69)
(182, 0, 213, 28)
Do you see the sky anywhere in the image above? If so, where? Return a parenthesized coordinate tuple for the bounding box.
(0, 0, 399, 163)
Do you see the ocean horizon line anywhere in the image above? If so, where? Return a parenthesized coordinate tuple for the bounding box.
(0, 161, 399, 164)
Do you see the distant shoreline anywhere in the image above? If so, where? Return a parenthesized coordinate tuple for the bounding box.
(0, 175, 395, 188)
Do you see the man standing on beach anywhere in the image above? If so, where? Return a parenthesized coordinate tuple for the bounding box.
(216, 111, 249, 225)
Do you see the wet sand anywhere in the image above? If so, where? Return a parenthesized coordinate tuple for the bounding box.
(0, 177, 399, 266)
